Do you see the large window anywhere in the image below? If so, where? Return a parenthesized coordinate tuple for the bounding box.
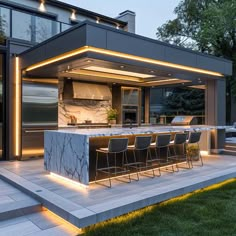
(35, 16, 59, 43)
(0, 6, 71, 44)
(12, 11, 32, 41)
(0, 7, 10, 38)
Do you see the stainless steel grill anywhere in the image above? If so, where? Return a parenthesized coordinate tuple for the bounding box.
(171, 116, 198, 126)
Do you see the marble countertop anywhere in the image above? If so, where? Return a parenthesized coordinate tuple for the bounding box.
(45, 125, 230, 138)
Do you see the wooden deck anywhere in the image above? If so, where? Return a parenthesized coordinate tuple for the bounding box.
(1, 154, 236, 229)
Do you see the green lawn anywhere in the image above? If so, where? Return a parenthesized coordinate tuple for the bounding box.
(84, 179, 236, 236)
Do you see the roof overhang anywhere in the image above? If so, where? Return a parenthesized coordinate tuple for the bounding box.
(19, 21, 232, 87)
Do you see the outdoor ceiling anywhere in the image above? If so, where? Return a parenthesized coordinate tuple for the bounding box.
(24, 55, 208, 87)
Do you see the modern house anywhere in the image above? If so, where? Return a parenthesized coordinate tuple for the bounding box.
(0, 0, 232, 162)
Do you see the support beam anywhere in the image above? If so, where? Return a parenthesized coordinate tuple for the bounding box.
(205, 79, 226, 126)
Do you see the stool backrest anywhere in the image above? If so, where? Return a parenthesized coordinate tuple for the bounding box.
(134, 136, 152, 150)
(156, 134, 171, 148)
(188, 132, 201, 144)
(174, 133, 188, 145)
(108, 138, 129, 153)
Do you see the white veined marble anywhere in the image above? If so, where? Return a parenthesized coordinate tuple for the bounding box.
(44, 131, 89, 185)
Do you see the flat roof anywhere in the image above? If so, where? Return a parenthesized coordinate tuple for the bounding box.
(20, 20, 232, 78)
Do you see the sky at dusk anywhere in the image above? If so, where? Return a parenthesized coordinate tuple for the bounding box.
(64, 0, 181, 39)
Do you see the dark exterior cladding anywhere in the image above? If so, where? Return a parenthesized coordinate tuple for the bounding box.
(20, 21, 232, 76)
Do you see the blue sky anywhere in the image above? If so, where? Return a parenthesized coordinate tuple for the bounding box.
(64, 0, 180, 39)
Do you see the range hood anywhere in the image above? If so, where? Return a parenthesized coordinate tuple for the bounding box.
(72, 82, 112, 100)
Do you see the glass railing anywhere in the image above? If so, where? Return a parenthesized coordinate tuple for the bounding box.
(0, 5, 72, 44)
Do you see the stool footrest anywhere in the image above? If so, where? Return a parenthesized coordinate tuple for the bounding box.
(97, 166, 130, 176)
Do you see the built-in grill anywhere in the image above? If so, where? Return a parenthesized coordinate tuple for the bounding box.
(171, 116, 198, 126)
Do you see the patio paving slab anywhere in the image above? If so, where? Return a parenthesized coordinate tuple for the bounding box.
(1, 154, 236, 228)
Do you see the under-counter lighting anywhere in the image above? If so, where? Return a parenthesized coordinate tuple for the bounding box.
(22, 148, 44, 156)
(50, 172, 88, 189)
(39, 1, 46, 12)
(25, 46, 224, 77)
(83, 66, 156, 78)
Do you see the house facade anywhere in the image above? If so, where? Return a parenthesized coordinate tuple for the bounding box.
(0, 0, 232, 161)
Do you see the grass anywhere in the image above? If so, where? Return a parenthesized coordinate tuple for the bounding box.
(83, 178, 236, 236)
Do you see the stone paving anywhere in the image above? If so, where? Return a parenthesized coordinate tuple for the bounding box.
(1, 154, 236, 229)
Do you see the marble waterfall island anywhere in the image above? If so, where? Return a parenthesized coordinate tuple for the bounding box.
(44, 131, 89, 185)
(44, 126, 214, 186)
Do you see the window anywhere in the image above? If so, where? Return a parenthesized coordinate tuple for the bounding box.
(0, 7, 10, 37)
(35, 16, 59, 43)
(61, 23, 72, 32)
(12, 10, 31, 41)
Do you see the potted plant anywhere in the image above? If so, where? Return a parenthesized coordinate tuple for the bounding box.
(107, 108, 118, 125)
(186, 144, 200, 161)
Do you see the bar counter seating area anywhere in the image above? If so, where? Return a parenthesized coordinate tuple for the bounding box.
(44, 126, 208, 187)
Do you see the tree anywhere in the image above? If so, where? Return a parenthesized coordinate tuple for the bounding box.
(161, 87, 205, 123)
(0, 16, 6, 45)
(156, 0, 236, 123)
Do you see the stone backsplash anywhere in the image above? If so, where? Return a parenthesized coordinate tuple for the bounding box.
(58, 99, 111, 126)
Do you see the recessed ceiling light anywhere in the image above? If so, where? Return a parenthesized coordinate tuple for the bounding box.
(86, 60, 92, 63)
(120, 65, 125, 69)
(168, 73, 172, 76)
(150, 70, 155, 73)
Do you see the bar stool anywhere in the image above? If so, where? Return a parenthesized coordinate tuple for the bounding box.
(168, 132, 191, 171)
(186, 131, 203, 167)
(149, 134, 174, 174)
(125, 136, 152, 180)
(95, 138, 131, 188)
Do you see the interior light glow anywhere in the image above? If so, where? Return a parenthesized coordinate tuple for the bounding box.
(83, 66, 156, 78)
(15, 57, 20, 157)
(200, 150, 209, 156)
(145, 78, 180, 84)
(39, 1, 46, 12)
(68, 69, 142, 82)
(25, 46, 224, 77)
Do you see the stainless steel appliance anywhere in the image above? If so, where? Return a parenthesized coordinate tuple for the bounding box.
(22, 80, 58, 159)
(171, 116, 198, 126)
(122, 106, 138, 124)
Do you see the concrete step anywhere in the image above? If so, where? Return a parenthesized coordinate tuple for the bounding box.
(222, 149, 236, 156)
(0, 197, 42, 221)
